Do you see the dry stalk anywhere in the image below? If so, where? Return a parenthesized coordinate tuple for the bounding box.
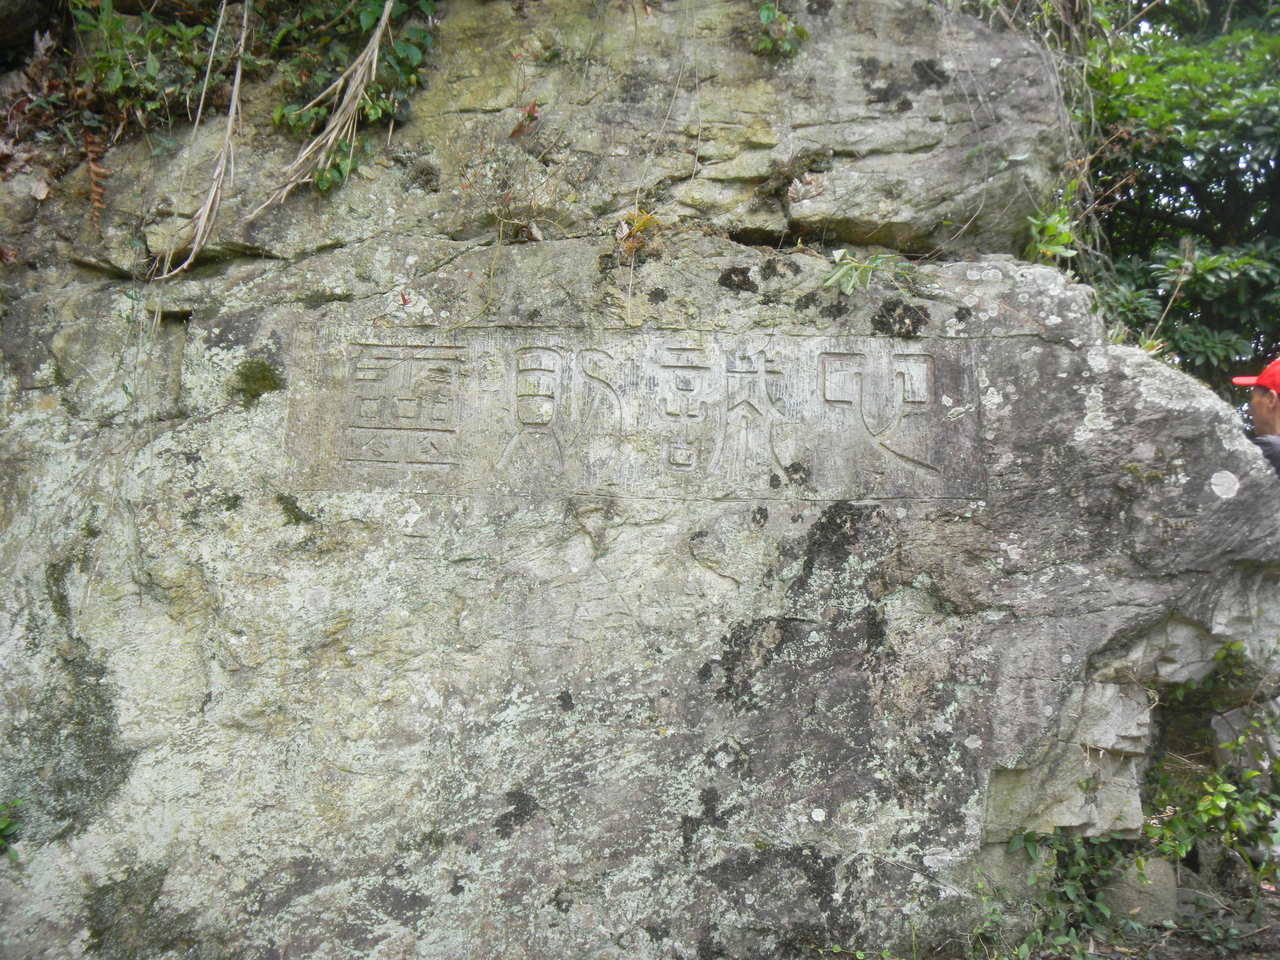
(153, 0, 249, 280)
(248, 0, 395, 220)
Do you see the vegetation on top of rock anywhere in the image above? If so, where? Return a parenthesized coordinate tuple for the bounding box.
(0, 0, 436, 190)
(975, 0, 1280, 394)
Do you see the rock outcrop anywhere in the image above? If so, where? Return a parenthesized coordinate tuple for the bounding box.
(1, 0, 1278, 957)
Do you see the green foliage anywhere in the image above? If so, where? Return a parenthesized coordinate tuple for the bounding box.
(1142, 642, 1280, 901)
(268, 0, 436, 134)
(1081, 0, 1280, 389)
(9, 0, 437, 191)
(823, 250, 910, 294)
(70, 0, 229, 129)
(1002, 831, 1136, 958)
(0, 799, 20, 863)
(1025, 189, 1079, 263)
(754, 2, 809, 59)
(311, 141, 361, 192)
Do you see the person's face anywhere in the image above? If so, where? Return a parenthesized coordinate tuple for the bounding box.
(1250, 386, 1280, 435)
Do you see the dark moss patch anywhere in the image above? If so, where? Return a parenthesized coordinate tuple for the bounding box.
(219, 493, 243, 511)
(648, 287, 669, 304)
(871, 298, 928, 337)
(699, 616, 815, 710)
(795, 291, 820, 310)
(680, 787, 741, 858)
(718, 266, 758, 294)
(861, 56, 949, 108)
(299, 290, 355, 309)
(275, 493, 316, 525)
(806, 0, 833, 13)
(703, 844, 844, 915)
(494, 790, 539, 838)
(556, 689, 575, 711)
(644, 922, 670, 942)
(911, 58, 950, 87)
(760, 258, 802, 281)
(796, 502, 881, 585)
(230, 358, 285, 408)
(85, 864, 209, 959)
(784, 461, 812, 487)
(45, 557, 74, 623)
(819, 301, 848, 320)
(954, 305, 973, 321)
(10, 638, 137, 843)
(750, 505, 769, 527)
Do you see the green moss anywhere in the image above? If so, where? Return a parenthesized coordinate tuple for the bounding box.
(85, 863, 215, 959)
(45, 558, 74, 624)
(275, 493, 316, 525)
(230, 358, 285, 408)
(9, 639, 136, 843)
(219, 493, 243, 511)
(1122, 462, 1164, 484)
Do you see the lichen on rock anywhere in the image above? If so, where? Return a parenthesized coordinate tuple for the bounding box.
(0, 0, 1276, 958)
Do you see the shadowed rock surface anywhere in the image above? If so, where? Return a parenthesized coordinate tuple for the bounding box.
(1, 0, 1278, 957)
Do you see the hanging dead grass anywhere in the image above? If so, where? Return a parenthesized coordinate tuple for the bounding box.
(153, 0, 249, 280)
(247, 0, 395, 221)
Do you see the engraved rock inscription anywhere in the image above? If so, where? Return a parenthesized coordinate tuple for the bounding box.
(290, 330, 984, 499)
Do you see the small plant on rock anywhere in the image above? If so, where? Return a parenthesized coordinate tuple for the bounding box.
(824, 250, 909, 294)
(754, 2, 808, 59)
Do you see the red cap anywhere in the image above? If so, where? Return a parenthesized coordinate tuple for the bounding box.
(1233, 357, 1280, 392)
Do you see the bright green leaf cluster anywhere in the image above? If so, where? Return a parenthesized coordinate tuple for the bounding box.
(754, 2, 809, 59)
(71, 0, 230, 129)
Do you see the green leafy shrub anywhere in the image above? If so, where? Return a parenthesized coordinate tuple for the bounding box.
(70, 0, 228, 129)
(269, 0, 436, 134)
(4, 0, 437, 189)
(1002, 831, 1138, 958)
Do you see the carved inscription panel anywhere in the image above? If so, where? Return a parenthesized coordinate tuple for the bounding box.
(290, 330, 984, 499)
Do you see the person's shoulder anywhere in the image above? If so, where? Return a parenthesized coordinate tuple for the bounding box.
(1252, 434, 1280, 475)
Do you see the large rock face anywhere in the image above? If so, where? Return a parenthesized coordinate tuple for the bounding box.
(2, 1, 1278, 958)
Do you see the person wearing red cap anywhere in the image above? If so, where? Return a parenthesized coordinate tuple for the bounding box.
(1233, 357, 1280, 475)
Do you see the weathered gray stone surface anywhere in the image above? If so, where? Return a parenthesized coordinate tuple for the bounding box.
(1, 0, 1278, 958)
